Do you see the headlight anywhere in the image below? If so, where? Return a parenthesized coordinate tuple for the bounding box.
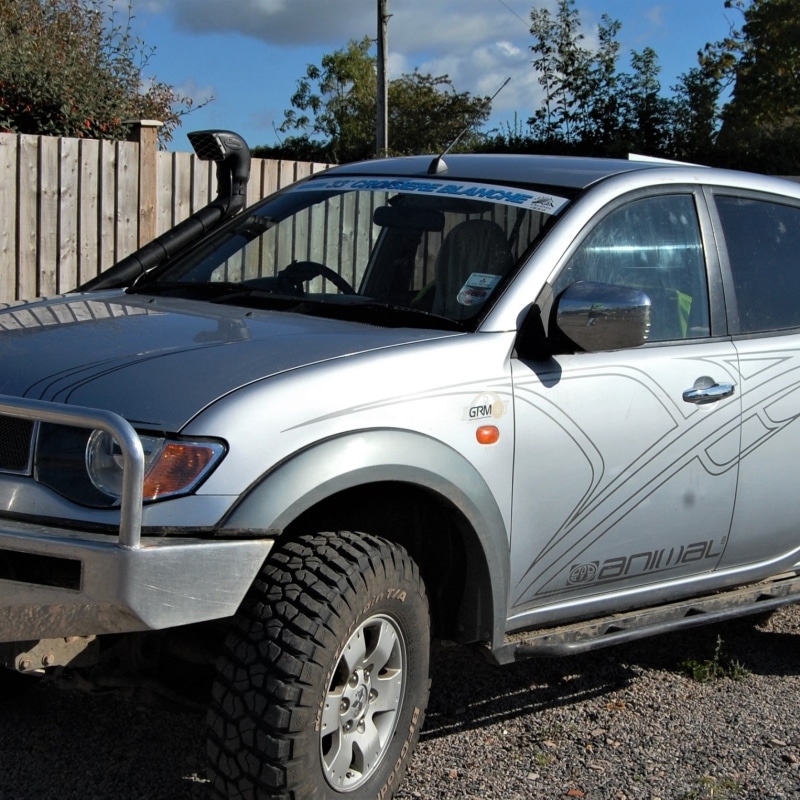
(85, 430, 163, 498)
(36, 424, 226, 507)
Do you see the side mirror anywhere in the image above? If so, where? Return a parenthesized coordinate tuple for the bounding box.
(554, 281, 651, 352)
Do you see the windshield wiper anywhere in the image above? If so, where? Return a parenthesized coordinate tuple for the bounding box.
(128, 281, 297, 308)
(128, 280, 244, 299)
(128, 281, 464, 330)
(286, 300, 465, 331)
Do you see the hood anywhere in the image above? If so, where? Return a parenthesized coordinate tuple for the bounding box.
(0, 292, 452, 430)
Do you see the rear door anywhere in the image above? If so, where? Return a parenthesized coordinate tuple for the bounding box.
(710, 189, 800, 572)
(508, 191, 741, 623)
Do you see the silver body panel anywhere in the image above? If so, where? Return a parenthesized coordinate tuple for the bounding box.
(3, 153, 800, 654)
(0, 292, 449, 430)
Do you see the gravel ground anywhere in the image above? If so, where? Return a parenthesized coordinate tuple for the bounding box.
(2, 606, 800, 800)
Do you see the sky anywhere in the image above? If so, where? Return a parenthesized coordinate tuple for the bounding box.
(125, 0, 742, 152)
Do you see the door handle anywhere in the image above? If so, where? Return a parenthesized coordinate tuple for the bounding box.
(682, 382, 735, 404)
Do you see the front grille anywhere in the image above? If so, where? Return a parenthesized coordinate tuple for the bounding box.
(0, 415, 35, 473)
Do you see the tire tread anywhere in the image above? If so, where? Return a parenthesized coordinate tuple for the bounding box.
(207, 531, 428, 800)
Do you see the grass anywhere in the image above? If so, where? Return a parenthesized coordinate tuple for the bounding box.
(681, 774, 743, 799)
(679, 635, 749, 682)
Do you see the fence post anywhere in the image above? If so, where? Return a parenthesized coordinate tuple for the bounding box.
(128, 120, 163, 247)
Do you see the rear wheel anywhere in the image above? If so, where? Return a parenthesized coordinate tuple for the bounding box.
(207, 531, 430, 799)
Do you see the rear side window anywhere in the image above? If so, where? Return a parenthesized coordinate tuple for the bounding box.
(716, 195, 800, 333)
(553, 194, 710, 342)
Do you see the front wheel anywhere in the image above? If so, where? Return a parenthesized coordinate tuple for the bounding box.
(207, 531, 430, 799)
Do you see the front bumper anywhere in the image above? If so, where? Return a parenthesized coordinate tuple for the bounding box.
(0, 518, 272, 642)
(0, 395, 272, 642)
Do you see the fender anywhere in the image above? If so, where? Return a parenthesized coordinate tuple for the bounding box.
(221, 428, 510, 648)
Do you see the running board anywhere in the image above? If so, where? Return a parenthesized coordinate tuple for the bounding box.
(496, 573, 800, 664)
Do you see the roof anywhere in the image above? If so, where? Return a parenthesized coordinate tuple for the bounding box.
(321, 152, 669, 192)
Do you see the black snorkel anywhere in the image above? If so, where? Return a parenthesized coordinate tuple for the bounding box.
(80, 130, 251, 291)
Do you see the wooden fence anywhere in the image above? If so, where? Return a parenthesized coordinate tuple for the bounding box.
(0, 122, 329, 303)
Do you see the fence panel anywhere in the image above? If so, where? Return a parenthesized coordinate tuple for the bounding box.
(38, 137, 60, 296)
(59, 137, 80, 293)
(0, 136, 17, 302)
(0, 130, 329, 304)
(116, 141, 140, 264)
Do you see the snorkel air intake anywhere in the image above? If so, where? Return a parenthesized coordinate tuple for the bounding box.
(187, 130, 251, 211)
(81, 130, 251, 291)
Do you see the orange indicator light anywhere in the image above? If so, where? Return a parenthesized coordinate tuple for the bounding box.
(143, 443, 216, 499)
(476, 426, 500, 445)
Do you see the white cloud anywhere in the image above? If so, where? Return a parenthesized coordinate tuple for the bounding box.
(175, 78, 216, 106)
(149, 0, 530, 65)
(497, 40, 523, 58)
(124, 0, 726, 149)
(645, 5, 667, 27)
(148, 0, 540, 120)
(164, 0, 379, 43)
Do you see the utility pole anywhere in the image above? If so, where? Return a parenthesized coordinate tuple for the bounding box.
(376, 0, 389, 157)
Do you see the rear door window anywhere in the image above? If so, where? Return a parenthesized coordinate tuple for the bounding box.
(715, 194, 800, 334)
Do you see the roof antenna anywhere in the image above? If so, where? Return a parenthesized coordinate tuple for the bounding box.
(427, 77, 510, 176)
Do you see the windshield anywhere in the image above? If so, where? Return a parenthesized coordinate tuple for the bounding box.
(134, 175, 569, 330)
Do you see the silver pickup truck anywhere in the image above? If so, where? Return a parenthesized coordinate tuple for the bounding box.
(3, 130, 800, 800)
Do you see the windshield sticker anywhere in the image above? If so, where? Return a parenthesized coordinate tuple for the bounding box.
(302, 176, 568, 214)
(456, 273, 502, 307)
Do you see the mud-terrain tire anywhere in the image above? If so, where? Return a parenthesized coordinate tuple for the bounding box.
(207, 531, 430, 800)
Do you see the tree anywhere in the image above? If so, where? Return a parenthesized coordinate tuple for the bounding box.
(388, 71, 490, 155)
(279, 37, 377, 163)
(581, 14, 624, 149)
(521, 0, 722, 161)
(701, 0, 800, 171)
(619, 47, 675, 155)
(528, 0, 593, 145)
(670, 67, 723, 163)
(263, 36, 490, 163)
(527, 2, 677, 155)
(0, 0, 207, 144)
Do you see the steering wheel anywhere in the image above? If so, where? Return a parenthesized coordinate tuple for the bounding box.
(278, 261, 356, 295)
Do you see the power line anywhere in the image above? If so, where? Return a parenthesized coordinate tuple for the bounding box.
(494, 0, 531, 31)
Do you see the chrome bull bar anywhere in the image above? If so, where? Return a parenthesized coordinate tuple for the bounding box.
(0, 395, 144, 547)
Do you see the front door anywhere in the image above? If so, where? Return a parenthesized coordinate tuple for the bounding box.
(508, 193, 740, 623)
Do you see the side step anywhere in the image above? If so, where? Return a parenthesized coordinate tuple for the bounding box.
(496, 573, 800, 664)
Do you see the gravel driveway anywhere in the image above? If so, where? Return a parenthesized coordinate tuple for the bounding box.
(2, 606, 799, 800)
